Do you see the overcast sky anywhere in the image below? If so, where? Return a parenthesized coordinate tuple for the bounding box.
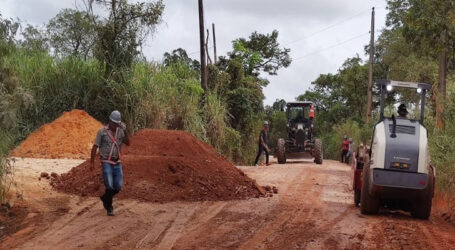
(1, 0, 387, 105)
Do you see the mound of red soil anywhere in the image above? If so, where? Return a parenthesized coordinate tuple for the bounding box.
(52, 129, 265, 202)
(12, 110, 102, 159)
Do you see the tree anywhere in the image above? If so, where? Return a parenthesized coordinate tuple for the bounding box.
(386, 0, 455, 128)
(163, 48, 200, 72)
(228, 30, 291, 84)
(20, 25, 49, 52)
(0, 13, 20, 55)
(0, 14, 19, 43)
(86, 0, 165, 74)
(272, 99, 286, 111)
(296, 56, 370, 132)
(47, 9, 97, 59)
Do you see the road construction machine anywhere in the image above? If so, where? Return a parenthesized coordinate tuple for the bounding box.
(353, 80, 435, 219)
(276, 101, 323, 164)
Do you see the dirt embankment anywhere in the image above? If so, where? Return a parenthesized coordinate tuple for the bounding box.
(51, 129, 265, 202)
(12, 110, 102, 159)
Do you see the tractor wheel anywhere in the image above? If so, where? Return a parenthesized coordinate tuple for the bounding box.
(360, 160, 379, 215)
(354, 190, 361, 207)
(411, 167, 434, 220)
(314, 139, 323, 165)
(276, 138, 286, 164)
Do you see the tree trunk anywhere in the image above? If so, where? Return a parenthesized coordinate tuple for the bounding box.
(436, 31, 448, 129)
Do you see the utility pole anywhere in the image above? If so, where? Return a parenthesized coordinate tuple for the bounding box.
(366, 7, 375, 124)
(198, 0, 207, 90)
(206, 28, 212, 64)
(212, 23, 217, 64)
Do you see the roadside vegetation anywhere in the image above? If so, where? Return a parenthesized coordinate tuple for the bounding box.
(0, 1, 291, 202)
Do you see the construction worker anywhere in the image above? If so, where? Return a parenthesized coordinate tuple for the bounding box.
(309, 105, 315, 120)
(254, 121, 271, 166)
(90, 110, 130, 216)
(398, 104, 408, 118)
(341, 135, 350, 163)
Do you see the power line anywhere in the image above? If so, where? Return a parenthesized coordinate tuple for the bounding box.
(188, 5, 385, 58)
(284, 5, 386, 46)
(293, 32, 369, 62)
(284, 9, 369, 46)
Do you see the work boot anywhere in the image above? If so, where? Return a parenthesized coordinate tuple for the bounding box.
(100, 194, 108, 210)
(107, 207, 114, 216)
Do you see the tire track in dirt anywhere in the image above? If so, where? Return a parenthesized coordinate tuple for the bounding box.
(5, 159, 455, 249)
(261, 163, 355, 249)
(238, 166, 316, 249)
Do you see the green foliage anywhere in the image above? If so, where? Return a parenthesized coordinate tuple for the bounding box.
(163, 48, 200, 73)
(47, 9, 97, 59)
(20, 25, 49, 52)
(229, 30, 291, 81)
(428, 83, 455, 195)
(265, 109, 287, 150)
(90, 0, 165, 73)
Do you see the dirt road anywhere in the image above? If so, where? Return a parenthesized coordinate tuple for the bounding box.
(2, 158, 455, 249)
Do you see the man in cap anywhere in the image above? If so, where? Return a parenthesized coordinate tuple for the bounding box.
(254, 121, 271, 166)
(398, 104, 408, 118)
(90, 110, 130, 216)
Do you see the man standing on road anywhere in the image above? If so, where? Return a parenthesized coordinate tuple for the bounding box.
(254, 121, 271, 166)
(341, 135, 350, 163)
(90, 110, 130, 216)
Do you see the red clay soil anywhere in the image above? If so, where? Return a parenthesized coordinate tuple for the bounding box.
(12, 110, 103, 159)
(51, 129, 265, 202)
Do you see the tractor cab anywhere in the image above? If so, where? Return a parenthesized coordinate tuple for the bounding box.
(285, 101, 314, 145)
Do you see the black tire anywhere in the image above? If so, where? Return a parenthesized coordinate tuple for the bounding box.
(314, 139, 323, 165)
(276, 138, 286, 164)
(411, 167, 434, 220)
(354, 190, 361, 207)
(360, 160, 379, 215)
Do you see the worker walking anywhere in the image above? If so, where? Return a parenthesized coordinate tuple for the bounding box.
(254, 121, 271, 166)
(90, 110, 130, 216)
(341, 135, 350, 163)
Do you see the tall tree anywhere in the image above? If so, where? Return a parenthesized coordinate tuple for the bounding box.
(20, 25, 49, 52)
(86, 0, 164, 75)
(47, 9, 97, 59)
(387, 0, 455, 128)
(163, 48, 200, 72)
(229, 30, 291, 85)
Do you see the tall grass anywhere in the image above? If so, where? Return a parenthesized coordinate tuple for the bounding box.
(2, 48, 259, 166)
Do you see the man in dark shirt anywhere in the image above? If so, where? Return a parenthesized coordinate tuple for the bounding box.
(398, 104, 408, 118)
(341, 135, 349, 163)
(90, 110, 130, 216)
(254, 121, 271, 166)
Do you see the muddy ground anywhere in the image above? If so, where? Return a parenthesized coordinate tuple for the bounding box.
(1, 157, 455, 249)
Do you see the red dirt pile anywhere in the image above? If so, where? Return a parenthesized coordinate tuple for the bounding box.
(51, 129, 265, 202)
(12, 110, 103, 159)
